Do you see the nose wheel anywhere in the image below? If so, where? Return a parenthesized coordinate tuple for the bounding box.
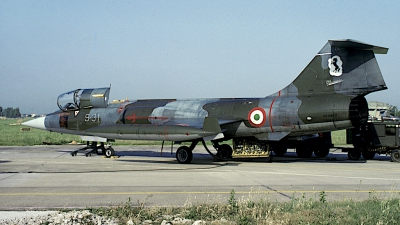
(104, 146, 115, 158)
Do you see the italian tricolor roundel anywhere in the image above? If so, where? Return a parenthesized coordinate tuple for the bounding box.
(248, 107, 266, 128)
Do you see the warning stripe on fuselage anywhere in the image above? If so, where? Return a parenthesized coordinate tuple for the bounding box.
(268, 91, 281, 132)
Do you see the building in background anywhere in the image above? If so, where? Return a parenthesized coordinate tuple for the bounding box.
(368, 101, 399, 121)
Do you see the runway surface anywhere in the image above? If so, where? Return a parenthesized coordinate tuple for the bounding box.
(0, 145, 399, 210)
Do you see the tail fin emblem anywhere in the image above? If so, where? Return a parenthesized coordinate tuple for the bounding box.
(328, 55, 343, 76)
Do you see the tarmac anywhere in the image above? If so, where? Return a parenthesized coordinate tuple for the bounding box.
(0, 144, 399, 218)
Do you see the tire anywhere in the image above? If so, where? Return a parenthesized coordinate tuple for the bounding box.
(362, 151, 375, 160)
(391, 149, 400, 163)
(105, 147, 115, 158)
(314, 147, 330, 158)
(218, 144, 233, 159)
(296, 146, 313, 158)
(348, 148, 361, 160)
(176, 146, 193, 164)
(273, 145, 287, 156)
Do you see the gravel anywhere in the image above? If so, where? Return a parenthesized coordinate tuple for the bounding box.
(0, 210, 222, 225)
(0, 210, 118, 225)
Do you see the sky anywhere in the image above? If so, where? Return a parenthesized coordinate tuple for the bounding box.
(1, 1, 399, 114)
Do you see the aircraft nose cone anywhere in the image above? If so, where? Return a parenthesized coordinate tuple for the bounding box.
(22, 117, 46, 130)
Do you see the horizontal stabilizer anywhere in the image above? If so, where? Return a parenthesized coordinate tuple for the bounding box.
(328, 39, 388, 54)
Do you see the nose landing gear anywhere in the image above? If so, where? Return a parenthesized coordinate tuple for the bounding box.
(70, 141, 115, 158)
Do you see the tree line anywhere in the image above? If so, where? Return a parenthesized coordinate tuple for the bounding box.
(388, 106, 400, 117)
(0, 106, 21, 118)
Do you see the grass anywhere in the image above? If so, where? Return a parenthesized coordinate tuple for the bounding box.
(332, 129, 347, 146)
(0, 118, 166, 146)
(0, 118, 80, 146)
(87, 190, 400, 225)
(0, 118, 349, 146)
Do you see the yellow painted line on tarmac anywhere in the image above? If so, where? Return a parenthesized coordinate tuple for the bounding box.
(1, 190, 400, 197)
(251, 162, 395, 173)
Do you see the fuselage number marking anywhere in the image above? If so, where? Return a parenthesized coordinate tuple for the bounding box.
(85, 114, 101, 122)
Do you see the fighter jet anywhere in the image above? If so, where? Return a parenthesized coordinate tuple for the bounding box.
(23, 39, 388, 163)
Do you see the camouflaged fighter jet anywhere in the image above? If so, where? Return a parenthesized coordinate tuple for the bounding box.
(23, 39, 388, 163)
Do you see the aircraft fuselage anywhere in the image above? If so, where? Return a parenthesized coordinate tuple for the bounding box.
(42, 93, 361, 142)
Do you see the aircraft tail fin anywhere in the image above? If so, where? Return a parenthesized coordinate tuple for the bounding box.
(276, 39, 388, 97)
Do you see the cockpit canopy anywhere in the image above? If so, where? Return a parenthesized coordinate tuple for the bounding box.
(57, 87, 110, 111)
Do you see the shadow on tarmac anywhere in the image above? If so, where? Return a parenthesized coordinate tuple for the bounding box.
(57, 147, 393, 165)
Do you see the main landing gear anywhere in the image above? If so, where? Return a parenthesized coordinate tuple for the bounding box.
(175, 141, 199, 164)
(176, 146, 193, 164)
(175, 139, 233, 164)
(70, 141, 115, 158)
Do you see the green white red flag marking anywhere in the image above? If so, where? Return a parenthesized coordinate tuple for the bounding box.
(248, 107, 266, 128)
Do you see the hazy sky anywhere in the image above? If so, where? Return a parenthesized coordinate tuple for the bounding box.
(1, 1, 399, 114)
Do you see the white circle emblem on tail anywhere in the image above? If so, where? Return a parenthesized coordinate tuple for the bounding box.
(248, 107, 266, 128)
(328, 55, 343, 76)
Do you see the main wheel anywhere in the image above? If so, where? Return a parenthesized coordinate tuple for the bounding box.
(296, 146, 313, 158)
(314, 147, 330, 158)
(362, 151, 375, 160)
(105, 147, 115, 158)
(176, 146, 193, 164)
(391, 149, 400, 163)
(217, 144, 233, 159)
(273, 145, 287, 156)
(348, 148, 361, 160)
